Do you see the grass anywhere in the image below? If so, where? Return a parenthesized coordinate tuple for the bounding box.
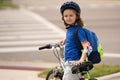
(0, 3, 18, 8)
(38, 64, 120, 78)
(38, 68, 52, 78)
(90, 64, 120, 78)
(0, 0, 18, 9)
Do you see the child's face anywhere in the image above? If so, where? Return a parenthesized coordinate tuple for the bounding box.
(63, 9, 77, 25)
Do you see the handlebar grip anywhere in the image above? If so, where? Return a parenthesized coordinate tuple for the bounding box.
(39, 44, 52, 50)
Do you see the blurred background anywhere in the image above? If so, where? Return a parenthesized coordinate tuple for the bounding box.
(0, 0, 120, 80)
(0, 0, 120, 65)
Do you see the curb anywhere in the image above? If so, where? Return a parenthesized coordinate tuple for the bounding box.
(0, 65, 48, 71)
(0, 61, 59, 71)
(97, 72, 120, 80)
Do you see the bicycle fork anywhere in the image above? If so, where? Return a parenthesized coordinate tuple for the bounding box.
(78, 72, 85, 80)
(80, 76, 85, 80)
(79, 72, 91, 80)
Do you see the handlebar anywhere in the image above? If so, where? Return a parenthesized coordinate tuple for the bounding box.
(38, 43, 62, 50)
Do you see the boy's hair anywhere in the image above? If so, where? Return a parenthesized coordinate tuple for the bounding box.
(62, 9, 84, 27)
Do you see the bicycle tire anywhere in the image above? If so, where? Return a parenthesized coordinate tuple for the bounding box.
(46, 69, 63, 80)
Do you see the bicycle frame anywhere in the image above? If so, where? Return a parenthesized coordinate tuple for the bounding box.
(52, 44, 65, 71)
(39, 44, 96, 80)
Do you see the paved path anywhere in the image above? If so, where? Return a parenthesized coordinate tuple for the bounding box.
(0, 60, 59, 80)
(0, 69, 40, 80)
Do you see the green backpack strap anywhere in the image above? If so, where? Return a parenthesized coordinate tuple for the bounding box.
(97, 43, 103, 59)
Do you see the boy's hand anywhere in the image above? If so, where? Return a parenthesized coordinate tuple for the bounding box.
(75, 59, 85, 66)
(58, 38, 66, 45)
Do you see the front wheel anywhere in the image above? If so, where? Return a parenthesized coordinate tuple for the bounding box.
(46, 69, 63, 80)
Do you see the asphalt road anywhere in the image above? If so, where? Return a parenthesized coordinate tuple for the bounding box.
(13, 0, 120, 53)
(1, 0, 120, 64)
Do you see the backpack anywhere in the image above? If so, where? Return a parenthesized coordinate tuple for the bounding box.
(74, 27, 103, 64)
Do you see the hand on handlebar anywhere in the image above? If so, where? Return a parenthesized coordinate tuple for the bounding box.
(75, 59, 85, 66)
(72, 61, 93, 74)
(58, 38, 66, 45)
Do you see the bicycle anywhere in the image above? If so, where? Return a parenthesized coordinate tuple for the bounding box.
(39, 43, 97, 80)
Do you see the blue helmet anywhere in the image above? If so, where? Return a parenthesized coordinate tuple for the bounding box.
(60, 1, 81, 14)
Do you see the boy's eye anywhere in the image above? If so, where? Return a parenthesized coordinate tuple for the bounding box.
(70, 15, 73, 17)
(64, 15, 73, 18)
(64, 15, 68, 17)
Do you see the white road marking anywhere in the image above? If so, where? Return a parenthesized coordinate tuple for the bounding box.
(21, 8, 65, 37)
(28, 6, 47, 10)
(0, 34, 63, 40)
(103, 53, 120, 58)
(0, 8, 65, 53)
(0, 40, 60, 46)
(0, 47, 38, 53)
(0, 46, 120, 58)
(89, 4, 100, 8)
